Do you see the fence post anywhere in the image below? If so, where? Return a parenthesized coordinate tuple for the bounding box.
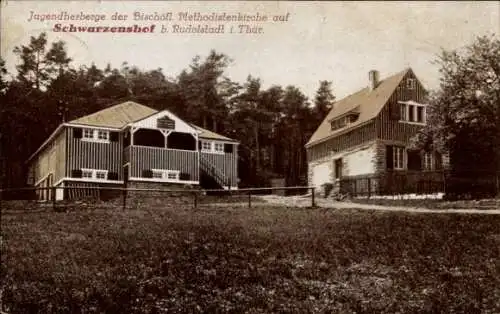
(193, 192, 198, 209)
(311, 187, 316, 208)
(367, 178, 371, 198)
(122, 187, 127, 211)
(248, 191, 252, 208)
(52, 187, 57, 211)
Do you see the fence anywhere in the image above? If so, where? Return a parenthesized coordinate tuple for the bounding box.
(0, 185, 317, 212)
(338, 170, 500, 200)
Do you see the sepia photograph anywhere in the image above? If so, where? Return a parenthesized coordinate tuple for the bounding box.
(1, 1, 499, 313)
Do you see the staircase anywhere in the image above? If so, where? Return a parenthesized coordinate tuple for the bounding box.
(199, 154, 231, 190)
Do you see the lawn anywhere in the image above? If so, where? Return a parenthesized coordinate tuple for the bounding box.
(1, 204, 499, 313)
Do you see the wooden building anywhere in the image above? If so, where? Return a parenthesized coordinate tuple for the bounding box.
(306, 68, 448, 196)
(27, 101, 239, 200)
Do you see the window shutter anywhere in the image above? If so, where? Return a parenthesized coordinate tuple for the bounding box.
(179, 172, 190, 180)
(109, 132, 119, 142)
(71, 169, 82, 178)
(108, 172, 119, 180)
(386, 145, 394, 170)
(73, 128, 82, 139)
(435, 152, 443, 170)
(142, 169, 153, 178)
(224, 144, 233, 153)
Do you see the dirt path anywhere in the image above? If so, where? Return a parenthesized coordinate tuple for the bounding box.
(256, 195, 500, 215)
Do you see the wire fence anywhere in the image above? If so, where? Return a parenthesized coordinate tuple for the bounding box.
(0, 185, 317, 212)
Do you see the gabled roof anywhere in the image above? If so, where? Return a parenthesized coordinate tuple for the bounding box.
(69, 101, 157, 128)
(306, 68, 411, 147)
(28, 101, 238, 162)
(191, 124, 238, 143)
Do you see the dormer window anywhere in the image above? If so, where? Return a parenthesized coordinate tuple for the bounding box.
(330, 113, 359, 131)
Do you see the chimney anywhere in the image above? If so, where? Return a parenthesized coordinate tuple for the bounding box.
(368, 70, 379, 91)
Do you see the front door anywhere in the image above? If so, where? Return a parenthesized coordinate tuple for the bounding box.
(334, 158, 343, 180)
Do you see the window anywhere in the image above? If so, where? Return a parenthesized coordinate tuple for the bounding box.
(83, 129, 94, 139)
(151, 169, 180, 181)
(167, 171, 178, 180)
(423, 152, 433, 171)
(416, 107, 424, 123)
(97, 130, 109, 141)
(408, 105, 415, 122)
(200, 141, 226, 154)
(81, 169, 109, 181)
(393, 147, 405, 170)
(214, 143, 224, 153)
(407, 78, 415, 90)
(82, 169, 93, 178)
(330, 114, 358, 131)
(201, 141, 212, 151)
(152, 170, 163, 179)
(399, 101, 426, 124)
(81, 128, 111, 143)
(95, 171, 107, 180)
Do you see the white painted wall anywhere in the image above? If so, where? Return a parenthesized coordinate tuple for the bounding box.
(312, 162, 331, 188)
(131, 110, 197, 134)
(343, 145, 376, 176)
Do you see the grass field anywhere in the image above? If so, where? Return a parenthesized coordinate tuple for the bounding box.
(1, 204, 499, 313)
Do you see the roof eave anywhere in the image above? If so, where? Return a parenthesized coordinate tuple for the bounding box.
(305, 119, 375, 149)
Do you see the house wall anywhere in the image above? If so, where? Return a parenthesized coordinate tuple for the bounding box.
(307, 121, 376, 163)
(129, 146, 199, 182)
(200, 142, 238, 187)
(308, 141, 378, 190)
(340, 144, 377, 177)
(32, 129, 66, 186)
(376, 69, 428, 142)
(130, 110, 196, 134)
(66, 126, 123, 180)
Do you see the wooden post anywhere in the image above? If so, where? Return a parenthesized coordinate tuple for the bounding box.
(311, 187, 316, 208)
(368, 178, 371, 198)
(248, 191, 252, 208)
(52, 187, 57, 211)
(193, 192, 198, 209)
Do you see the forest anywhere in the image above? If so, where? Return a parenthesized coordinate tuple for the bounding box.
(0, 32, 335, 189)
(1, 33, 499, 192)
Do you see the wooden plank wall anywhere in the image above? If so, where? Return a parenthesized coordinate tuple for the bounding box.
(66, 127, 123, 180)
(130, 146, 199, 181)
(376, 70, 428, 142)
(201, 149, 238, 187)
(307, 122, 376, 162)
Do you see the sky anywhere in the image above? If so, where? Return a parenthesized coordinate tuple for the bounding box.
(1, 1, 499, 100)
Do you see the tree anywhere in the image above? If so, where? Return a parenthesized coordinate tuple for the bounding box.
(412, 34, 500, 193)
(313, 80, 335, 122)
(13, 33, 51, 90)
(0, 57, 9, 94)
(178, 50, 233, 131)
